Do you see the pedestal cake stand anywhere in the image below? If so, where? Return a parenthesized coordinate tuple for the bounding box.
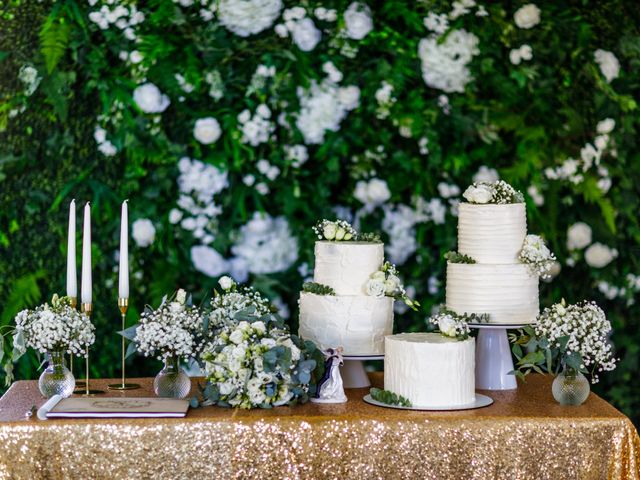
(340, 354, 384, 389)
(469, 323, 528, 391)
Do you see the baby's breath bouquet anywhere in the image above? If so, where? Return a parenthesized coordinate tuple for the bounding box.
(193, 277, 324, 409)
(126, 289, 205, 361)
(510, 300, 617, 384)
(10, 294, 95, 361)
(519, 234, 557, 279)
(427, 309, 472, 340)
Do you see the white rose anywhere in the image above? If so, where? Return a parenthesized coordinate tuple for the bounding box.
(252, 321, 266, 334)
(344, 2, 373, 40)
(193, 117, 221, 144)
(219, 381, 234, 395)
(132, 219, 156, 247)
(335, 227, 346, 240)
(260, 338, 277, 348)
(229, 329, 244, 345)
(168, 209, 183, 224)
(594, 49, 620, 83)
(133, 83, 170, 114)
(371, 271, 386, 281)
(291, 18, 321, 52)
(367, 178, 391, 204)
(322, 223, 337, 240)
(338, 86, 361, 110)
(514, 4, 541, 29)
(566, 222, 592, 250)
(384, 279, 398, 295)
(596, 118, 615, 134)
(366, 279, 386, 298)
(462, 184, 494, 204)
(438, 315, 457, 337)
(218, 275, 234, 290)
(585, 242, 618, 268)
(509, 49, 522, 65)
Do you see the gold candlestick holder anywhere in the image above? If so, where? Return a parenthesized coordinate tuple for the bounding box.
(76, 303, 104, 396)
(108, 298, 140, 391)
(69, 297, 77, 378)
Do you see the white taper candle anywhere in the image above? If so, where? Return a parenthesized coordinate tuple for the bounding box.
(118, 200, 129, 299)
(66, 199, 77, 298)
(81, 202, 92, 304)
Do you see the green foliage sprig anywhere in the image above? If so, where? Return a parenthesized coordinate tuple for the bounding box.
(370, 387, 412, 407)
(302, 282, 336, 296)
(444, 251, 477, 264)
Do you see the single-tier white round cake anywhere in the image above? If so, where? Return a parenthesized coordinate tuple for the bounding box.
(313, 241, 384, 295)
(446, 262, 539, 324)
(384, 333, 475, 408)
(299, 292, 393, 355)
(458, 203, 526, 264)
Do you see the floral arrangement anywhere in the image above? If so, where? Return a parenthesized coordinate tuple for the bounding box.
(129, 289, 205, 361)
(302, 282, 336, 296)
(510, 300, 617, 383)
(198, 310, 323, 409)
(462, 181, 525, 204)
(519, 234, 557, 278)
(11, 294, 95, 359)
(427, 309, 472, 340)
(313, 219, 357, 241)
(444, 251, 477, 264)
(365, 262, 418, 310)
(208, 276, 274, 331)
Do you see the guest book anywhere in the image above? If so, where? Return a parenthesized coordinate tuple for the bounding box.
(39, 396, 190, 419)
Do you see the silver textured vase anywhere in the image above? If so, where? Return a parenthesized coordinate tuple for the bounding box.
(153, 356, 191, 398)
(552, 367, 590, 406)
(38, 351, 75, 398)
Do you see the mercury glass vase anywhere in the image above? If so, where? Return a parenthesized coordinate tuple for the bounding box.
(38, 351, 75, 398)
(153, 356, 191, 398)
(552, 366, 590, 406)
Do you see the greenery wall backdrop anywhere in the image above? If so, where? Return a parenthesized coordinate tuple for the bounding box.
(0, 0, 638, 421)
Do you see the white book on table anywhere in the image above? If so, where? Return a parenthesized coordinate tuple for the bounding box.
(39, 395, 190, 419)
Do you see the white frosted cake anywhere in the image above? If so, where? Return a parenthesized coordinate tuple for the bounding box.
(445, 191, 540, 324)
(384, 333, 475, 408)
(299, 240, 394, 355)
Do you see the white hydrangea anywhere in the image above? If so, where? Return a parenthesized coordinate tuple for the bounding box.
(354, 178, 391, 211)
(193, 117, 222, 145)
(295, 80, 360, 144)
(584, 243, 618, 268)
(343, 2, 373, 40)
(382, 204, 418, 265)
(437, 182, 460, 199)
(423, 12, 448, 35)
(291, 17, 322, 51)
(231, 213, 299, 274)
(513, 4, 541, 29)
(238, 105, 275, 146)
(594, 49, 620, 83)
(473, 165, 499, 184)
(284, 144, 309, 167)
(509, 44, 533, 65)
(133, 83, 170, 114)
(132, 219, 156, 247)
(418, 29, 480, 93)
(217, 0, 283, 37)
(191, 245, 229, 277)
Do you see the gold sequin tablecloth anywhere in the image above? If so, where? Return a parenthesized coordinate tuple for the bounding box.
(0, 373, 638, 480)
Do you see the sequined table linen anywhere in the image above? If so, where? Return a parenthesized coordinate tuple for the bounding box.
(0, 374, 638, 480)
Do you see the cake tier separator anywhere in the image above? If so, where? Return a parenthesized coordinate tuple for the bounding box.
(340, 355, 384, 389)
(468, 322, 532, 391)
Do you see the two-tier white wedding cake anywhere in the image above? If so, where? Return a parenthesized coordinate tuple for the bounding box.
(445, 181, 555, 324)
(299, 241, 393, 355)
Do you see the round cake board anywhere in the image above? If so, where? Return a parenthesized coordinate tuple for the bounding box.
(469, 323, 532, 391)
(363, 393, 493, 411)
(340, 355, 384, 389)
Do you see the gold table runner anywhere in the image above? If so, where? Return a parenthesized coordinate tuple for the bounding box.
(0, 373, 638, 479)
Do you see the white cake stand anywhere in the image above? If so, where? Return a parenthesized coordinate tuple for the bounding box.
(340, 354, 384, 389)
(469, 323, 528, 391)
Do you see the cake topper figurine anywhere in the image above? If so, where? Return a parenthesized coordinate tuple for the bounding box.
(311, 347, 348, 404)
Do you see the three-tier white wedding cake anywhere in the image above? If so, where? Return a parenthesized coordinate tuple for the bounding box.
(299, 241, 393, 355)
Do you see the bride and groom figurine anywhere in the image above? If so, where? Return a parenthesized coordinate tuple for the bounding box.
(311, 347, 348, 404)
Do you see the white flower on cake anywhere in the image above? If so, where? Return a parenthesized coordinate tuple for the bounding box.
(312, 219, 359, 241)
(132, 219, 156, 247)
(133, 83, 170, 114)
(428, 309, 471, 340)
(462, 180, 524, 204)
(594, 49, 620, 83)
(218, 276, 235, 290)
(193, 117, 221, 145)
(343, 2, 373, 40)
(365, 262, 419, 310)
(513, 4, 541, 29)
(216, 0, 283, 37)
(584, 242, 618, 268)
(519, 234, 556, 279)
(566, 222, 592, 250)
